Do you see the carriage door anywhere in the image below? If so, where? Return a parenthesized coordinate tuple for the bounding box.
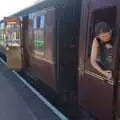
(78, 4, 117, 120)
(116, 29, 120, 119)
(4, 17, 22, 69)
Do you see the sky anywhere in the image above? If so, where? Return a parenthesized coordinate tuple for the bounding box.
(0, 0, 37, 20)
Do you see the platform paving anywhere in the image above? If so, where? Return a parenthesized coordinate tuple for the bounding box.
(0, 59, 66, 120)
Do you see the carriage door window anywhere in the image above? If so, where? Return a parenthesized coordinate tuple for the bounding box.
(33, 15, 45, 56)
(86, 7, 116, 78)
(0, 23, 5, 47)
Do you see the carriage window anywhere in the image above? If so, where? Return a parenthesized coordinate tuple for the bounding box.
(88, 7, 116, 57)
(86, 7, 116, 77)
(0, 23, 5, 47)
(33, 15, 45, 56)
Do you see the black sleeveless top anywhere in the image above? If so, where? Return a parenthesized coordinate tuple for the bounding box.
(96, 37, 113, 70)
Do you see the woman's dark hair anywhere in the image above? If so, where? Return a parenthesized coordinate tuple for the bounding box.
(95, 21, 111, 36)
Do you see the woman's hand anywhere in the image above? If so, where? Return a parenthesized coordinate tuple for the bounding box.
(103, 70, 112, 79)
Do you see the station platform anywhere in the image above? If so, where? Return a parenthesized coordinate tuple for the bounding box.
(0, 58, 68, 120)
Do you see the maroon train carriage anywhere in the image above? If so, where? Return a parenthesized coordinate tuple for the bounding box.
(1, 0, 120, 120)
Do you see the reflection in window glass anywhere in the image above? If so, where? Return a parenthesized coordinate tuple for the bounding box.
(33, 30, 44, 49)
(0, 23, 5, 46)
(33, 16, 37, 29)
(33, 15, 45, 56)
(40, 16, 44, 28)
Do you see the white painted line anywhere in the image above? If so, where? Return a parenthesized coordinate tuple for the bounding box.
(13, 71, 69, 120)
(0, 58, 69, 120)
(0, 58, 7, 65)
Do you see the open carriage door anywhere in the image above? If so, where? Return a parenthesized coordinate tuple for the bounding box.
(4, 17, 22, 69)
(115, 18, 120, 120)
(78, 1, 118, 120)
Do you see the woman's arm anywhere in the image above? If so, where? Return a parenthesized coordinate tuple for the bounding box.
(90, 39, 105, 75)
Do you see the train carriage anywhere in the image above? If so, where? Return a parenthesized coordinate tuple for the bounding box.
(1, 0, 120, 120)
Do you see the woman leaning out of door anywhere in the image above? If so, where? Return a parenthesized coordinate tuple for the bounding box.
(90, 21, 113, 80)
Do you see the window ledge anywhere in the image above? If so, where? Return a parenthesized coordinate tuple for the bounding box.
(31, 53, 53, 64)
